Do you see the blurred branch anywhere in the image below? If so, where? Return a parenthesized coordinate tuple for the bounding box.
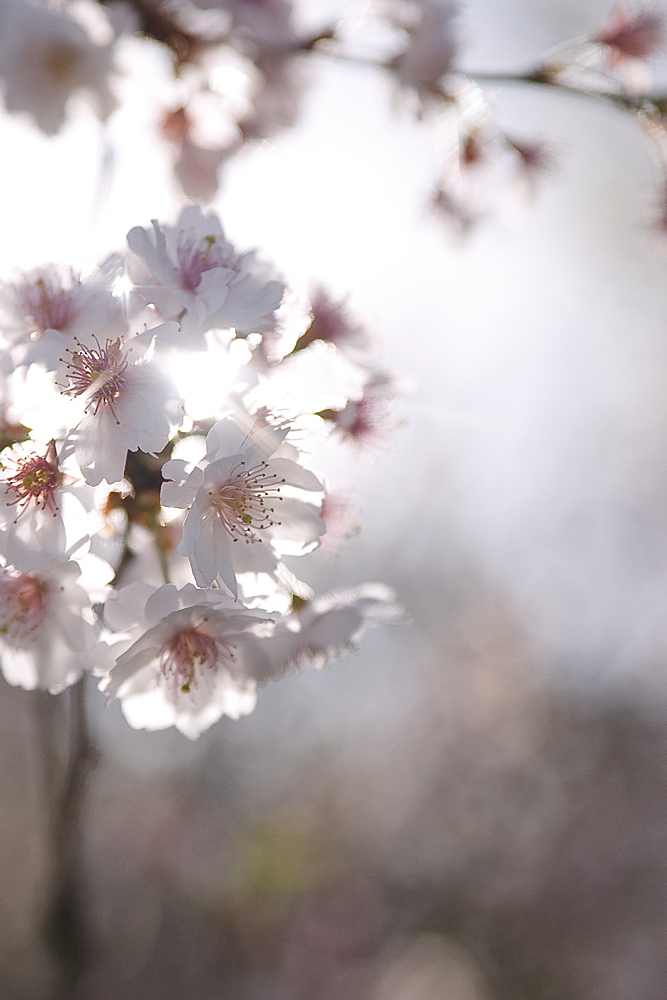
(41, 678, 97, 1000)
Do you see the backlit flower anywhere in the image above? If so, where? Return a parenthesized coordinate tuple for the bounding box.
(0, 561, 99, 692)
(0, 0, 116, 136)
(60, 334, 183, 486)
(101, 582, 269, 738)
(161, 415, 324, 597)
(127, 206, 284, 346)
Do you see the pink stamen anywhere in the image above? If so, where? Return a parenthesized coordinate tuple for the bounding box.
(2, 442, 62, 519)
(207, 460, 284, 544)
(159, 624, 233, 694)
(61, 337, 128, 422)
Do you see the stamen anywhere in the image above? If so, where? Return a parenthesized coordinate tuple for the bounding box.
(2, 442, 62, 520)
(207, 460, 285, 544)
(159, 622, 234, 695)
(60, 337, 128, 422)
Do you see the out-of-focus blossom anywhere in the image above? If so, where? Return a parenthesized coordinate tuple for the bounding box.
(0, 0, 117, 136)
(100, 581, 268, 738)
(319, 370, 398, 449)
(127, 206, 284, 345)
(318, 490, 362, 557)
(239, 582, 403, 683)
(0, 262, 125, 370)
(596, 6, 665, 62)
(0, 560, 99, 692)
(293, 287, 373, 362)
(391, 0, 460, 102)
(161, 105, 240, 201)
(59, 334, 183, 486)
(161, 414, 324, 597)
(595, 6, 665, 92)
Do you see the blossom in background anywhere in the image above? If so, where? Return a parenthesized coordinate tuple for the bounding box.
(293, 287, 373, 361)
(391, 0, 460, 101)
(318, 490, 362, 557)
(319, 370, 398, 449)
(596, 6, 665, 62)
(101, 582, 269, 738)
(0, 560, 100, 693)
(239, 583, 403, 684)
(161, 105, 240, 202)
(595, 6, 665, 91)
(0, 263, 125, 370)
(59, 334, 183, 486)
(127, 206, 284, 345)
(161, 415, 324, 597)
(0, 0, 117, 135)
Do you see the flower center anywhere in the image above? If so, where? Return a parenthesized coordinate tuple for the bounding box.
(2, 443, 62, 519)
(61, 337, 128, 421)
(159, 625, 231, 694)
(0, 573, 47, 644)
(176, 233, 236, 291)
(207, 460, 284, 543)
(17, 269, 78, 334)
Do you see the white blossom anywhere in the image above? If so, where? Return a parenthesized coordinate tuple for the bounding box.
(100, 582, 269, 738)
(0, 262, 125, 370)
(161, 415, 324, 597)
(0, 560, 100, 693)
(126, 206, 284, 346)
(0, 439, 92, 570)
(59, 334, 183, 486)
(0, 0, 116, 136)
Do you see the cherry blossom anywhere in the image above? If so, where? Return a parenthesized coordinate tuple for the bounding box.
(238, 583, 403, 684)
(100, 582, 269, 738)
(0, 560, 100, 693)
(59, 334, 183, 486)
(0, 440, 91, 569)
(161, 415, 325, 597)
(0, 0, 116, 136)
(127, 206, 284, 346)
(0, 262, 125, 370)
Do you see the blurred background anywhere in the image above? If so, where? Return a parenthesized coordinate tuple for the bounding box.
(5, 0, 667, 997)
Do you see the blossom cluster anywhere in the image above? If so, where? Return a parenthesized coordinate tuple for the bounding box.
(0, 205, 401, 737)
(2, 0, 665, 236)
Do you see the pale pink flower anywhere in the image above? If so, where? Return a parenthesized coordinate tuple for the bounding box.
(319, 370, 398, 449)
(0, 0, 116, 136)
(392, 0, 460, 98)
(127, 206, 284, 346)
(293, 287, 373, 361)
(0, 262, 125, 369)
(59, 334, 183, 486)
(100, 582, 268, 738)
(0, 440, 91, 569)
(596, 7, 664, 61)
(0, 561, 99, 692)
(161, 415, 324, 597)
